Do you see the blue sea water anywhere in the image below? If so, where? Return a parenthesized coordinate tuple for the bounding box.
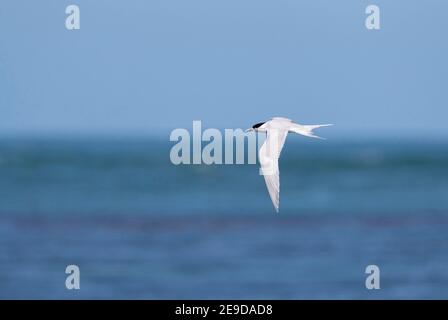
(0, 137, 448, 299)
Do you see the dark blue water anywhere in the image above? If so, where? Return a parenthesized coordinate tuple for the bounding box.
(1, 137, 448, 299)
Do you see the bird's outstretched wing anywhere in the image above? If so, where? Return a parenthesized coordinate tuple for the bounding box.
(259, 128, 288, 212)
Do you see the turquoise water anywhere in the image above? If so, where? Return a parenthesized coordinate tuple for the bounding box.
(1, 137, 448, 298)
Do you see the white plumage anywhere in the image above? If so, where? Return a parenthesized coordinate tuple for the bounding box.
(248, 117, 332, 212)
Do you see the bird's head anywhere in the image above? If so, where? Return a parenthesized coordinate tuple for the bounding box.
(245, 122, 265, 132)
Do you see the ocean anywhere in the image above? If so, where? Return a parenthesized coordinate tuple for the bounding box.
(1, 137, 448, 299)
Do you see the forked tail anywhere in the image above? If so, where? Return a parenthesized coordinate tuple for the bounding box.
(289, 123, 333, 139)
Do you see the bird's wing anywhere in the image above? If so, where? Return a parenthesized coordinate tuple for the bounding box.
(259, 128, 288, 212)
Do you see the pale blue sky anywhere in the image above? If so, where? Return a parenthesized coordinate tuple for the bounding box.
(0, 0, 447, 137)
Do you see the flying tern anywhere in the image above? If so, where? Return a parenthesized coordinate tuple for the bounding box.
(246, 117, 332, 212)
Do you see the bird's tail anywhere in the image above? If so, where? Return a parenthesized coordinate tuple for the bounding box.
(289, 123, 333, 139)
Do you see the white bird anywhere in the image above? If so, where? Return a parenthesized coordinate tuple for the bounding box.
(246, 117, 332, 212)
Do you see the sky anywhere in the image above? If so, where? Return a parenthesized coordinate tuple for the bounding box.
(0, 0, 447, 138)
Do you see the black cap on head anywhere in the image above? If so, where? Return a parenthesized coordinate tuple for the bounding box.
(252, 122, 265, 129)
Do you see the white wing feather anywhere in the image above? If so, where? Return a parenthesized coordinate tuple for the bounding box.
(259, 128, 288, 212)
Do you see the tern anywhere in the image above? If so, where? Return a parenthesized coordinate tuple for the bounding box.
(246, 117, 332, 212)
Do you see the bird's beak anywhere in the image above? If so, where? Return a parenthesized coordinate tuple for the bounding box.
(245, 128, 254, 133)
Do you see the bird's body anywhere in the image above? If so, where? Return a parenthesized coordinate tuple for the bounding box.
(247, 117, 332, 212)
